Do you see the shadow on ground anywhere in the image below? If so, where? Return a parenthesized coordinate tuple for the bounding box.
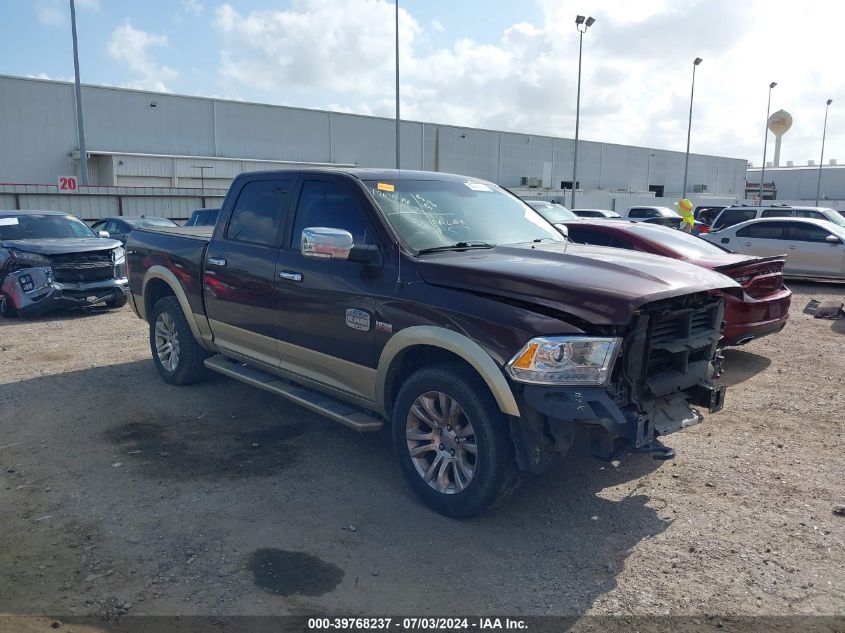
(718, 348, 771, 388)
(0, 359, 670, 615)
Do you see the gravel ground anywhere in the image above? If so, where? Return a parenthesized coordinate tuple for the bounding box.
(0, 282, 843, 621)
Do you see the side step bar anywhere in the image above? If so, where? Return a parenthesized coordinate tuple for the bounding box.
(204, 355, 383, 432)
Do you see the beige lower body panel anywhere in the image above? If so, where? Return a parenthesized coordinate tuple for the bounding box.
(207, 319, 377, 408)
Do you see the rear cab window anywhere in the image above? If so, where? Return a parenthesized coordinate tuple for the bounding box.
(225, 179, 295, 247)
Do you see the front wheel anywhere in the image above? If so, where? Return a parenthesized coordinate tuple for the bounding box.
(392, 363, 518, 518)
(105, 291, 128, 309)
(149, 296, 208, 385)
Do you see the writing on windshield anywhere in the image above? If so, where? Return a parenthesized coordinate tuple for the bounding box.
(366, 180, 561, 252)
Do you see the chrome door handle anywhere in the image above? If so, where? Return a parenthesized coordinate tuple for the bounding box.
(279, 270, 303, 282)
(207, 257, 227, 267)
(743, 242, 751, 246)
(788, 246, 797, 250)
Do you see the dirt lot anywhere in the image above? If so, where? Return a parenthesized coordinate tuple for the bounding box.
(0, 283, 843, 621)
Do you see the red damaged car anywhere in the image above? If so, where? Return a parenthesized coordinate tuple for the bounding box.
(561, 220, 791, 346)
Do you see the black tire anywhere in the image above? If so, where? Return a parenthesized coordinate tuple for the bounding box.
(392, 363, 518, 518)
(105, 292, 128, 309)
(0, 292, 17, 318)
(149, 296, 208, 385)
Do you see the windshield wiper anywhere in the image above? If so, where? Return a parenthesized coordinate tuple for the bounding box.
(416, 241, 495, 255)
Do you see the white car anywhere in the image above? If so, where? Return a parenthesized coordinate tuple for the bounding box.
(623, 205, 684, 228)
(710, 204, 845, 231)
(702, 217, 845, 280)
(572, 208, 624, 219)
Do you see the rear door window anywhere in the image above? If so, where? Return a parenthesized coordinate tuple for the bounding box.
(794, 210, 825, 220)
(715, 208, 758, 229)
(736, 221, 788, 240)
(761, 209, 792, 218)
(226, 179, 295, 247)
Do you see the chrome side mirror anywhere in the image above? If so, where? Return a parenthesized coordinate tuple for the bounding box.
(98, 230, 110, 238)
(825, 234, 841, 244)
(301, 227, 353, 260)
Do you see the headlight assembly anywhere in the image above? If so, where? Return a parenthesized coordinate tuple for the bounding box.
(506, 336, 621, 386)
(10, 250, 50, 268)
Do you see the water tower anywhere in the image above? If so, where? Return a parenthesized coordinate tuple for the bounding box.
(768, 109, 793, 167)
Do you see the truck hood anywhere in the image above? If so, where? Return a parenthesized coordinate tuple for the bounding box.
(416, 242, 740, 325)
(1, 238, 122, 255)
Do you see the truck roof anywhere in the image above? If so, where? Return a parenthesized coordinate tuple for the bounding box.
(237, 168, 491, 184)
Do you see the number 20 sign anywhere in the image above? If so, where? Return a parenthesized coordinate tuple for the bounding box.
(58, 176, 78, 193)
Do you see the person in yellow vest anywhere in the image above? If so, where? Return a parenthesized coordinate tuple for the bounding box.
(675, 198, 695, 233)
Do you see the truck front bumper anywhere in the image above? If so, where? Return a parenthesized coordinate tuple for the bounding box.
(2, 268, 129, 318)
(509, 383, 726, 473)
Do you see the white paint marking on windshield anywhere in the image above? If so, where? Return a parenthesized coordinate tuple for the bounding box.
(0, 218, 19, 226)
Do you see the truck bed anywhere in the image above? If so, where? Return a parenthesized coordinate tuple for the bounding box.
(143, 225, 214, 240)
(126, 226, 211, 319)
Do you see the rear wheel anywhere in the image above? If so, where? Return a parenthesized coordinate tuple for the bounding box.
(149, 296, 208, 385)
(392, 363, 518, 518)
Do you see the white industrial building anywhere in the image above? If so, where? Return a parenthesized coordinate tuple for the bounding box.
(0, 74, 749, 219)
(746, 164, 845, 208)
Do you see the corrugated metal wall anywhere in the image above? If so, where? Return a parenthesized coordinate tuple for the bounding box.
(0, 74, 747, 197)
(747, 167, 845, 200)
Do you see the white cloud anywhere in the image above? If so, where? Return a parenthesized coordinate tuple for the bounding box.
(202, 0, 845, 164)
(37, 3, 64, 26)
(181, 0, 203, 15)
(107, 21, 178, 92)
(430, 19, 444, 33)
(36, 0, 99, 27)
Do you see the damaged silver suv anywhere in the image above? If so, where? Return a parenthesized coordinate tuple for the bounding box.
(0, 210, 129, 318)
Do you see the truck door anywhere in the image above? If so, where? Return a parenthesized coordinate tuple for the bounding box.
(273, 176, 393, 402)
(204, 177, 296, 367)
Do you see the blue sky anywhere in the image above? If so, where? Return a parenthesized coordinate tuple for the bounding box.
(2, 0, 845, 164)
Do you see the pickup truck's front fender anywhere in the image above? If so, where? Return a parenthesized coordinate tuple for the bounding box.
(376, 325, 521, 418)
(140, 266, 216, 352)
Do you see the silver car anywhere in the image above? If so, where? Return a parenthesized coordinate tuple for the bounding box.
(702, 217, 845, 280)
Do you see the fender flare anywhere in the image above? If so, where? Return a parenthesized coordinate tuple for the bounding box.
(376, 325, 521, 417)
(141, 266, 215, 350)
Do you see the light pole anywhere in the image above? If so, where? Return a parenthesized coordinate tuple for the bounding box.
(815, 98, 833, 206)
(759, 81, 777, 202)
(69, 0, 88, 186)
(570, 14, 595, 209)
(191, 166, 213, 203)
(394, 0, 400, 170)
(681, 57, 702, 200)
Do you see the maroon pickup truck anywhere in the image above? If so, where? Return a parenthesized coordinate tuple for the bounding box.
(126, 168, 738, 517)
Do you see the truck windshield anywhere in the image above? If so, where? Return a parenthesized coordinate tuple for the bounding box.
(365, 179, 562, 252)
(0, 214, 96, 240)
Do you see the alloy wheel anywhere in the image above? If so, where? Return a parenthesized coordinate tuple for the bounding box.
(405, 391, 477, 494)
(154, 312, 180, 372)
